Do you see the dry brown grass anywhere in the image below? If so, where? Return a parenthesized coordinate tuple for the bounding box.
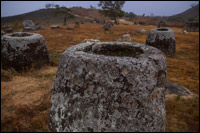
(166, 96, 199, 132)
(1, 66, 56, 132)
(1, 23, 199, 132)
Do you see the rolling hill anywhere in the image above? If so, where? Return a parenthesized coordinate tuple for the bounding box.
(168, 4, 199, 22)
(1, 7, 108, 25)
(1, 4, 199, 25)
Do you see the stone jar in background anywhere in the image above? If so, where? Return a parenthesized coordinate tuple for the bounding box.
(146, 27, 176, 54)
(3, 24, 13, 33)
(49, 42, 167, 132)
(23, 20, 35, 31)
(1, 32, 50, 71)
(183, 21, 199, 32)
(157, 20, 166, 28)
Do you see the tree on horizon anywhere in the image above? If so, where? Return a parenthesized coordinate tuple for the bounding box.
(98, 1, 126, 20)
(54, 4, 74, 25)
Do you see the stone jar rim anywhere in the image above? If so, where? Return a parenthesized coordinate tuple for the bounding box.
(2, 32, 43, 40)
(153, 27, 173, 32)
(62, 42, 165, 64)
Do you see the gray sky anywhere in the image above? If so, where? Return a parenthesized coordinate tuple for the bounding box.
(1, 1, 199, 17)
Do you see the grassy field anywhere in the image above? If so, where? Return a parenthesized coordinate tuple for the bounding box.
(1, 23, 199, 132)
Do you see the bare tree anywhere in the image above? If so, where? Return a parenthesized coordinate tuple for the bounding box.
(98, 1, 126, 20)
(45, 3, 51, 9)
(54, 5, 74, 25)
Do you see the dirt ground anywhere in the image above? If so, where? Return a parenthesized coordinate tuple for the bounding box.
(1, 23, 199, 132)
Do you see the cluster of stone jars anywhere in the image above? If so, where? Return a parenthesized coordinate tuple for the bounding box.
(2, 26, 176, 132)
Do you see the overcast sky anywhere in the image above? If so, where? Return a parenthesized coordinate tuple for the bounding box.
(1, 1, 199, 17)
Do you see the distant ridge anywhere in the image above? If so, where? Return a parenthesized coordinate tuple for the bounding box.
(168, 4, 199, 22)
(1, 7, 108, 24)
(1, 5, 199, 24)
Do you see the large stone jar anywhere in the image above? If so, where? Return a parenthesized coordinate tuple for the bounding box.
(49, 42, 167, 132)
(1, 32, 50, 71)
(146, 27, 176, 54)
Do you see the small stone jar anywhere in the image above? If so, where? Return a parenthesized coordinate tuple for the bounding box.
(146, 27, 176, 54)
(49, 42, 167, 132)
(1, 32, 50, 71)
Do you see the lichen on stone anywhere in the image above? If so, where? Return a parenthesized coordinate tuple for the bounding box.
(49, 42, 167, 132)
(1, 32, 50, 71)
(146, 27, 176, 54)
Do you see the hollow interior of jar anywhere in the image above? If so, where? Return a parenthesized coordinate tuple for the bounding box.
(156, 28, 168, 31)
(84, 43, 144, 58)
(9, 32, 32, 37)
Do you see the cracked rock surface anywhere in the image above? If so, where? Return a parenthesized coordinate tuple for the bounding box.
(146, 27, 176, 54)
(49, 42, 167, 132)
(1, 32, 50, 71)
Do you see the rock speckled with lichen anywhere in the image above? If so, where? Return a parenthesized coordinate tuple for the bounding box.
(49, 42, 167, 132)
(146, 27, 176, 54)
(1, 32, 50, 71)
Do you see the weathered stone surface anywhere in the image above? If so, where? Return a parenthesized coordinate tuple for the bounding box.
(137, 29, 147, 34)
(23, 20, 43, 31)
(23, 20, 35, 31)
(91, 19, 105, 25)
(3, 24, 13, 33)
(103, 22, 113, 33)
(82, 39, 100, 43)
(165, 80, 192, 96)
(4, 28, 13, 33)
(49, 42, 167, 132)
(182, 30, 188, 35)
(51, 25, 60, 29)
(157, 20, 166, 28)
(98, 20, 105, 25)
(183, 21, 199, 32)
(1, 31, 5, 41)
(146, 27, 176, 54)
(34, 24, 44, 30)
(116, 34, 132, 41)
(107, 21, 114, 26)
(23, 27, 33, 31)
(1, 32, 50, 71)
(3, 24, 10, 29)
